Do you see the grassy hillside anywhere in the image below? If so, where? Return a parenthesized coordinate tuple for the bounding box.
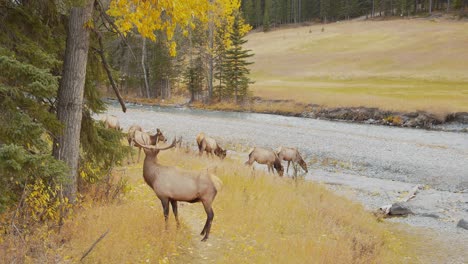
(245, 19, 468, 114)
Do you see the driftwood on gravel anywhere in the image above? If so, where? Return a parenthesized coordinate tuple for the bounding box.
(380, 185, 421, 216)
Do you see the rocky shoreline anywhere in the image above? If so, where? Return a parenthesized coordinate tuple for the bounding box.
(244, 97, 468, 132)
(300, 105, 468, 131)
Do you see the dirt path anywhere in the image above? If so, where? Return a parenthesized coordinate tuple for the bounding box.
(174, 203, 227, 263)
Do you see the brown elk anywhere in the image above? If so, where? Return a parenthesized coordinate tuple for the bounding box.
(101, 115, 120, 130)
(245, 147, 284, 176)
(196, 132, 206, 150)
(131, 129, 167, 163)
(134, 138, 222, 241)
(276, 147, 308, 175)
(196, 132, 227, 159)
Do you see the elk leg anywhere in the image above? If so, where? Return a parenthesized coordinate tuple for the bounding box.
(200, 141, 206, 157)
(170, 200, 180, 228)
(160, 198, 170, 229)
(287, 161, 290, 174)
(200, 201, 214, 241)
(137, 147, 142, 163)
(130, 147, 134, 164)
(128, 148, 134, 164)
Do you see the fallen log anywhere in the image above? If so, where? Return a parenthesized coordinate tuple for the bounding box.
(379, 185, 421, 216)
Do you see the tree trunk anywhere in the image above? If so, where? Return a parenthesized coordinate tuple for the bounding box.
(372, 0, 375, 17)
(167, 78, 171, 99)
(53, 0, 94, 203)
(141, 37, 150, 98)
(207, 5, 214, 102)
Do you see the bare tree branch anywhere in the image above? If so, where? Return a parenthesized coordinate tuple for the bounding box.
(80, 229, 110, 261)
(95, 0, 137, 61)
(92, 27, 127, 113)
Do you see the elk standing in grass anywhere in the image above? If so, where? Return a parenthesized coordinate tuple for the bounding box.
(126, 125, 143, 163)
(196, 132, 227, 159)
(276, 147, 308, 176)
(245, 147, 284, 176)
(131, 129, 167, 163)
(127, 125, 143, 146)
(135, 138, 222, 241)
(196, 132, 206, 150)
(101, 115, 120, 130)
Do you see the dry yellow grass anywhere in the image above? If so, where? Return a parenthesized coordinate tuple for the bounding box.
(246, 19, 468, 114)
(57, 165, 193, 263)
(124, 95, 187, 106)
(159, 149, 422, 263)
(2, 149, 441, 263)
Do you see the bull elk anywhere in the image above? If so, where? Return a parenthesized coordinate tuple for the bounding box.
(131, 129, 167, 163)
(245, 147, 284, 176)
(276, 147, 308, 175)
(196, 132, 227, 159)
(135, 138, 222, 241)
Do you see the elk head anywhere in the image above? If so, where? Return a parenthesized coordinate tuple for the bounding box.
(134, 137, 176, 158)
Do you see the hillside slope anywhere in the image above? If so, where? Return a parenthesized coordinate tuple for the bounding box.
(245, 19, 468, 113)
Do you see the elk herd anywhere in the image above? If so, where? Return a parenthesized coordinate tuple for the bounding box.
(101, 114, 309, 241)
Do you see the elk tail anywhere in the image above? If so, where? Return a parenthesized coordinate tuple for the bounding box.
(247, 147, 255, 157)
(245, 147, 255, 165)
(209, 174, 223, 192)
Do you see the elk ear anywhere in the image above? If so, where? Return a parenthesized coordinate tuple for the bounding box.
(157, 128, 161, 133)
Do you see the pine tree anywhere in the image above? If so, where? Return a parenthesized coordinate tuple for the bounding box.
(185, 56, 206, 102)
(213, 22, 229, 100)
(241, 0, 255, 26)
(0, 2, 69, 212)
(223, 12, 254, 103)
(0, 1, 127, 212)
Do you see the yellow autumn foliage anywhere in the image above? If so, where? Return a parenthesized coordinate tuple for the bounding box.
(107, 0, 251, 56)
(24, 179, 72, 223)
(108, 0, 209, 55)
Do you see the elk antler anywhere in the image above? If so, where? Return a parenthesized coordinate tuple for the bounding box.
(134, 137, 176, 151)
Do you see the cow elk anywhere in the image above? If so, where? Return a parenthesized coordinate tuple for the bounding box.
(276, 147, 308, 176)
(127, 125, 143, 146)
(196, 132, 227, 159)
(101, 115, 120, 130)
(134, 138, 222, 241)
(245, 147, 284, 176)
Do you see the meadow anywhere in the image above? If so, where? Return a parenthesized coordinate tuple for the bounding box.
(245, 18, 468, 114)
(32, 149, 432, 263)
